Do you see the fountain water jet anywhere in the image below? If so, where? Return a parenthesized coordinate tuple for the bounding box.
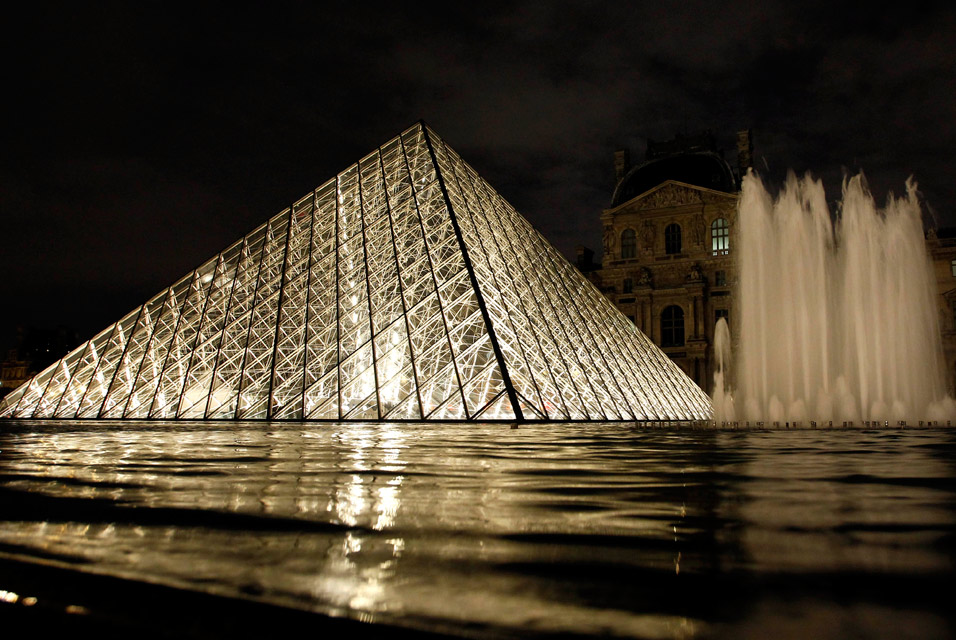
(712, 317, 734, 422)
(714, 171, 953, 424)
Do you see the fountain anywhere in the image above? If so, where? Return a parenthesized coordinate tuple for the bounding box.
(713, 170, 956, 425)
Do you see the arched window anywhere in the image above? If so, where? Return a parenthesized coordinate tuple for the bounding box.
(665, 223, 682, 255)
(621, 229, 636, 259)
(661, 305, 685, 347)
(711, 218, 729, 255)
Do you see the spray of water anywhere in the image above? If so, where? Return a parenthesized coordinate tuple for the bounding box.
(713, 171, 955, 424)
(712, 317, 734, 421)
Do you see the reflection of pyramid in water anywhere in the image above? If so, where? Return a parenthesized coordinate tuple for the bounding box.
(1, 124, 711, 421)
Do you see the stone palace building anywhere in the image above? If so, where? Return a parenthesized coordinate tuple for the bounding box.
(583, 130, 752, 390)
(584, 129, 956, 397)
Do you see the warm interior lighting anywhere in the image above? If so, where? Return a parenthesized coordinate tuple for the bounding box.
(0, 124, 710, 422)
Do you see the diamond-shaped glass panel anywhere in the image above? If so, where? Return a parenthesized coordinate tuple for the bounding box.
(1, 124, 711, 422)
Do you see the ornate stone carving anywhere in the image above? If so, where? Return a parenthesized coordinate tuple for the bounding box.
(602, 224, 615, 258)
(631, 182, 735, 211)
(641, 220, 656, 249)
(635, 183, 701, 210)
(692, 213, 706, 246)
(686, 263, 704, 282)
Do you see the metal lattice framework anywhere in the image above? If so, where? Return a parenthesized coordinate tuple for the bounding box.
(0, 124, 712, 421)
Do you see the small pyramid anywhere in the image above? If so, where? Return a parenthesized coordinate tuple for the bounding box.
(1, 124, 712, 421)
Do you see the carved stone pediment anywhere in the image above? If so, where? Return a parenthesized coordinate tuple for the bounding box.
(630, 180, 735, 211)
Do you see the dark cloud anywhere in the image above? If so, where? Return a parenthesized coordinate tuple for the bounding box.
(3, 1, 955, 348)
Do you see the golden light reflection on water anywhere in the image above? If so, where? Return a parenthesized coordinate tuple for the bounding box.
(0, 422, 953, 638)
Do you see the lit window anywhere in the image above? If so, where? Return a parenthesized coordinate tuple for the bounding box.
(665, 224, 682, 255)
(622, 278, 633, 293)
(661, 305, 685, 347)
(621, 229, 636, 259)
(715, 270, 727, 287)
(711, 218, 729, 255)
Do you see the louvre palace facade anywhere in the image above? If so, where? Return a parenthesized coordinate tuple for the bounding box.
(589, 130, 956, 397)
(927, 229, 956, 396)
(585, 131, 753, 390)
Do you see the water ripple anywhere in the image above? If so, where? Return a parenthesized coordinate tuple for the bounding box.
(0, 421, 953, 638)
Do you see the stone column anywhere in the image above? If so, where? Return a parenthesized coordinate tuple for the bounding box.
(693, 295, 701, 339)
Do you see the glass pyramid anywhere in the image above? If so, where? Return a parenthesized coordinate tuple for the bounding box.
(0, 124, 711, 422)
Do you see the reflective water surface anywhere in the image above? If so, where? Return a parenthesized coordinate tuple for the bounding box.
(0, 421, 954, 638)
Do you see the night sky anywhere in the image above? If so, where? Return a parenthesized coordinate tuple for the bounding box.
(3, 1, 955, 351)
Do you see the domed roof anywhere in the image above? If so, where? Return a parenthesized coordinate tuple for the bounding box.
(611, 151, 737, 207)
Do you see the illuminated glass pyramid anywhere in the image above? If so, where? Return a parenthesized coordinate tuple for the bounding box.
(0, 124, 711, 421)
